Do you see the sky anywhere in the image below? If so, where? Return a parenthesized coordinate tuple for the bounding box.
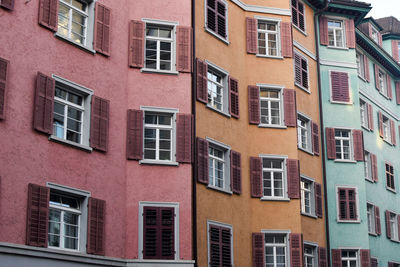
(361, 0, 400, 20)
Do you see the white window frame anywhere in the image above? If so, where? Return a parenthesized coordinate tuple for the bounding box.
(335, 186, 360, 223)
(356, 52, 365, 78)
(260, 154, 289, 201)
(261, 230, 290, 267)
(385, 161, 395, 192)
(382, 115, 391, 142)
(138, 201, 180, 261)
(359, 100, 368, 129)
(334, 128, 353, 162)
(341, 249, 359, 267)
(204, 0, 229, 44)
(303, 241, 319, 267)
(258, 84, 285, 128)
(327, 18, 346, 48)
(364, 150, 373, 182)
(205, 61, 230, 117)
(366, 202, 376, 235)
(371, 26, 379, 43)
(207, 220, 234, 267)
(140, 106, 178, 166)
(207, 137, 231, 194)
(378, 70, 388, 97)
(297, 113, 312, 153)
(301, 175, 316, 217)
(388, 212, 399, 241)
(255, 16, 282, 58)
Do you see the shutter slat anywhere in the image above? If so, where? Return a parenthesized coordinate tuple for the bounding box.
(250, 157, 262, 198)
(197, 137, 209, 184)
(284, 89, 296, 127)
(326, 128, 336, 159)
(87, 197, 106, 255)
(90, 96, 110, 152)
(386, 210, 392, 239)
(0, 0, 14, 10)
(0, 57, 9, 120)
(319, 16, 328, 46)
(331, 249, 342, 267)
(248, 85, 260, 124)
(371, 153, 378, 182)
(392, 40, 399, 62)
(281, 22, 293, 58)
(375, 206, 381, 235)
(176, 114, 192, 163)
(318, 247, 327, 267)
(290, 233, 303, 267)
(26, 183, 49, 247)
(353, 130, 364, 161)
(38, 0, 58, 31)
(229, 76, 239, 118)
(230, 150, 242, 194)
(126, 109, 143, 160)
(390, 120, 396, 145)
(196, 59, 208, 103)
(129, 20, 145, 68)
(176, 26, 192, 73)
(360, 250, 371, 267)
(246, 17, 257, 54)
(287, 159, 300, 199)
(94, 3, 111, 56)
(364, 55, 370, 82)
(345, 19, 355, 48)
(315, 183, 323, 218)
(312, 122, 320, 155)
(367, 104, 374, 131)
(33, 72, 55, 134)
(252, 233, 265, 267)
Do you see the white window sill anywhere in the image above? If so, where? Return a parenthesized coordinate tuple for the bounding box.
(49, 135, 93, 152)
(261, 197, 290, 201)
(139, 159, 179, 166)
(365, 178, 374, 183)
(301, 212, 317, 219)
(258, 124, 287, 129)
(206, 104, 231, 118)
(330, 100, 353, 105)
(54, 33, 96, 54)
(293, 25, 307, 36)
(207, 185, 233, 195)
(368, 232, 378, 237)
(389, 238, 400, 243)
(298, 146, 314, 156)
(48, 246, 81, 253)
(361, 125, 372, 132)
(256, 54, 283, 59)
(382, 138, 394, 146)
(337, 219, 360, 223)
(327, 46, 349, 51)
(386, 187, 396, 194)
(379, 91, 391, 100)
(295, 83, 311, 94)
(334, 159, 357, 163)
(358, 75, 367, 83)
(140, 68, 179, 75)
(204, 27, 230, 45)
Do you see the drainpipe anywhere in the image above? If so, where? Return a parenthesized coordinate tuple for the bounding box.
(314, 0, 330, 266)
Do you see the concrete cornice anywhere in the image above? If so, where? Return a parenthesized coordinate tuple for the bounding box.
(230, 0, 291, 16)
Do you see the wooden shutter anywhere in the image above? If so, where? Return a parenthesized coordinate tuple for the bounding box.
(126, 109, 143, 160)
(294, 53, 302, 86)
(331, 249, 342, 267)
(229, 76, 239, 118)
(176, 26, 192, 73)
(129, 20, 145, 68)
(397, 215, 400, 241)
(297, 2, 305, 31)
(387, 75, 393, 99)
(319, 247, 327, 267)
(290, 233, 303, 267)
(287, 159, 300, 199)
(197, 137, 209, 184)
(389, 263, 395, 267)
(375, 205, 381, 235)
(378, 33, 383, 46)
(87, 197, 106, 255)
(33, 72, 55, 134)
(370, 258, 378, 267)
(176, 114, 192, 163)
(360, 250, 371, 267)
(390, 120, 396, 145)
(386, 210, 392, 239)
(353, 130, 364, 161)
(90, 96, 110, 152)
(143, 207, 158, 259)
(374, 65, 380, 90)
(345, 19, 355, 48)
(248, 85, 260, 124)
(348, 189, 357, 220)
(315, 183, 323, 218)
(284, 89, 296, 127)
(392, 40, 399, 62)
(160, 207, 175, 259)
(26, 183, 49, 247)
(38, 0, 58, 31)
(367, 104, 374, 131)
(216, 1, 226, 38)
(331, 71, 349, 102)
(368, 24, 373, 38)
(94, 3, 111, 56)
(230, 150, 242, 194)
(252, 233, 265, 267)
(312, 122, 320, 156)
(250, 157, 262, 198)
(206, 0, 216, 32)
(326, 128, 336, 159)
(338, 188, 348, 220)
(0, 0, 14, 10)
(371, 153, 378, 182)
(364, 55, 370, 82)
(0, 57, 9, 120)
(281, 22, 293, 58)
(319, 16, 328, 46)
(378, 111, 383, 137)
(196, 59, 208, 103)
(396, 82, 400, 105)
(246, 17, 257, 54)
(220, 227, 232, 266)
(209, 225, 221, 266)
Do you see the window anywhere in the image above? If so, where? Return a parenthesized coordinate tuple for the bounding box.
(58, 0, 89, 45)
(388, 212, 399, 241)
(260, 88, 282, 126)
(304, 244, 317, 267)
(356, 52, 365, 78)
(364, 151, 373, 181)
(360, 100, 368, 129)
(328, 20, 345, 48)
(145, 24, 174, 71)
(205, 0, 227, 41)
(292, 0, 305, 32)
(367, 203, 375, 234)
(297, 115, 312, 152)
(265, 233, 288, 267)
(208, 140, 230, 192)
(301, 178, 315, 216)
(294, 52, 309, 90)
(382, 115, 391, 142)
(335, 129, 352, 160)
(371, 26, 379, 43)
(378, 70, 387, 96)
(207, 65, 228, 113)
(385, 162, 395, 191)
(258, 20, 279, 57)
(337, 187, 358, 221)
(207, 221, 233, 267)
(341, 250, 358, 267)
(330, 71, 350, 103)
(262, 158, 286, 198)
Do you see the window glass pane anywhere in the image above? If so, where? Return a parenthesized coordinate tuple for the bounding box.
(146, 27, 158, 37)
(71, 0, 86, 11)
(64, 237, 78, 249)
(48, 234, 60, 247)
(66, 130, 81, 143)
(158, 115, 171, 125)
(159, 150, 171, 160)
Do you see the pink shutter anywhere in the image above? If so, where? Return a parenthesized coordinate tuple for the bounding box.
(374, 65, 380, 90)
(252, 233, 265, 267)
(38, 0, 58, 31)
(229, 76, 239, 118)
(0, 57, 9, 120)
(331, 249, 342, 267)
(364, 55, 370, 82)
(197, 137, 209, 184)
(196, 59, 208, 103)
(126, 109, 143, 160)
(159, 208, 175, 259)
(176, 26, 192, 73)
(230, 150, 242, 194)
(0, 0, 14, 10)
(378, 33, 383, 46)
(220, 227, 232, 266)
(312, 122, 320, 155)
(315, 183, 323, 218)
(94, 3, 111, 56)
(378, 111, 383, 137)
(281, 22, 293, 58)
(248, 85, 260, 124)
(176, 114, 192, 163)
(290, 234, 303, 267)
(246, 17, 257, 54)
(345, 19, 355, 48)
(371, 153, 378, 182)
(250, 157, 262, 198)
(26, 183, 49, 247)
(326, 128, 336, 159)
(390, 120, 396, 145)
(368, 24, 373, 38)
(386, 210, 392, 239)
(143, 207, 159, 259)
(387, 75, 393, 99)
(87, 197, 105, 255)
(287, 159, 300, 199)
(392, 40, 399, 62)
(330, 72, 341, 102)
(319, 247, 327, 267)
(360, 250, 371, 267)
(90, 96, 110, 152)
(353, 130, 364, 161)
(397, 215, 400, 240)
(368, 104, 374, 131)
(396, 82, 400, 105)
(319, 16, 328, 46)
(129, 20, 144, 68)
(284, 89, 296, 127)
(375, 205, 381, 235)
(209, 225, 221, 266)
(371, 258, 378, 267)
(33, 72, 55, 134)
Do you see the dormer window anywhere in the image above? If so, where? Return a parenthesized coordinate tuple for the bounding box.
(371, 26, 379, 43)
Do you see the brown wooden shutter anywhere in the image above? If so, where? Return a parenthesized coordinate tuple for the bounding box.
(393, 40, 400, 62)
(319, 16, 328, 46)
(318, 247, 327, 267)
(0, 0, 14, 10)
(26, 183, 49, 247)
(252, 233, 265, 267)
(370, 258, 378, 267)
(246, 17, 257, 54)
(87, 197, 106, 255)
(390, 120, 396, 145)
(353, 130, 364, 161)
(374, 65, 380, 90)
(94, 3, 111, 56)
(230, 150, 242, 194)
(176, 114, 192, 163)
(315, 183, 323, 218)
(348, 189, 357, 220)
(364, 55, 370, 82)
(126, 109, 143, 160)
(397, 214, 400, 241)
(197, 137, 209, 184)
(90, 96, 110, 152)
(221, 226, 232, 266)
(378, 33, 383, 46)
(250, 157, 262, 198)
(209, 225, 221, 266)
(387, 75, 393, 99)
(281, 22, 293, 58)
(396, 82, 400, 105)
(284, 89, 296, 127)
(345, 19, 355, 48)
(326, 128, 336, 159)
(385, 210, 392, 239)
(368, 24, 373, 38)
(248, 85, 260, 124)
(196, 59, 208, 103)
(0, 57, 9, 120)
(375, 205, 381, 235)
(378, 111, 383, 137)
(287, 159, 300, 199)
(360, 250, 371, 267)
(129, 20, 145, 68)
(389, 262, 395, 267)
(216, 1, 226, 38)
(143, 207, 158, 259)
(371, 153, 378, 182)
(229, 76, 239, 118)
(33, 72, 55, 134)
(294, 53, 302, 86)
(367, 104, 374, 130)
(338, 188, 348, 220)
(331, 71, 349, 102)
(176, 26, 192, 73)
(290, 233, 303, 267)
(331, 249, 342, 267)
(38, 0, 58, 31)
(160, 207, 175, 259)
(312, 122, 320, 155)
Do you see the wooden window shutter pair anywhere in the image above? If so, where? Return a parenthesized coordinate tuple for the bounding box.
(292, 0, 305, 32)
(330, 71, 350, 102)
(0, 57, 9, 120)
(319, 16, 355, 48)
(38, 1, 111, 56)
(0, 0, 14, 10)
(33, 72, 110, 152)
(206, 0, 226, 38)
(325, 128, 364, 161)
(294, 53, 308, 89)
(384, 210, 400, 240)
(26, 184, 106, 255)
(333, 249, 373, 267)
(337, 188, 357, 220)
(209, 225, 232, 266)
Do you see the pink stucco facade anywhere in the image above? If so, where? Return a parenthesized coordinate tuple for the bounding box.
(0, 0, 192, 265)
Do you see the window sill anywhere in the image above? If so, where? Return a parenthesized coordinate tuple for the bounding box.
(207, 185, 233, 195)
(295, 83, 311, 94)
(389, 239, 400, 243)
(258, 124, 287, 129)
(49, 135, 93, 152)
(261, 197, 290, 201)
(140, 68, 179, 75)
(382, 138, 395, 147)
(330, 100, 352, 105)
(327, 46, 349, 51)
(293, 25, 307, 36)
(298, 146, 314, 156)
(358, 75, 367, 83)
(301, 212, 317, 219)
(206, 104, 231, 118)
(337, 219, 360, 223)
(368, 232, 378, 237)
(361, 125, 372, 132)
(139, 159, 179, 166)
(386, 187, 396, 194)
(365, 178, 375, 183)
(256, 54, 283, 59)
(379, 91, 391, 100)
(204, 27, 230, 45)
(54, 33, 96, 55)
(333, 159, 357, 163)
